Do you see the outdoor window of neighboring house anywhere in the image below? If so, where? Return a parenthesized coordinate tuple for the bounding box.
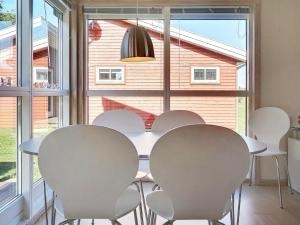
(96, 67, 125, 84)
(191, 67, 220, 84)
(33, 67, 53, 84)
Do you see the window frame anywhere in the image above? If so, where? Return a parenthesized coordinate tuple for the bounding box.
(0, 0, 71, 224)
(191, 66, 220, 84)
(95, 66, 125, 84)
(83, 6, 255, 132)
(32, 67, 53, 83)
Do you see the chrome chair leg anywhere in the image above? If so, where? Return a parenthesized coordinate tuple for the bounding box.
(139, 202, 144, 225)
(162, 221, 174, 225)
(43, 180, 49, 225)
(77, 219, 81, 225)
(211, 221, 225, 225)
(91, 219, 95, 224)
(231, 193, 235, 224)
(237, 184, 243, 225)
(273, 156, 284, 209)
(58, 220, 75, 225)
(249, 155, 255, 186)
(51, 191, 56, 225)
(134, 208, 139, 225)
(139, 180, 148, 223)
(111, 220, 122, 225)
(284, 155, 294, 195)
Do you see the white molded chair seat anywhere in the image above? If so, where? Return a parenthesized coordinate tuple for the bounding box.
(147, 125, 249, 223)
(256, 145, 287, 157)
(151, 110, 205, 134)
(39, 125, 140, 223)
(146, 191, 232, 221)
(54, 188, 140, 219)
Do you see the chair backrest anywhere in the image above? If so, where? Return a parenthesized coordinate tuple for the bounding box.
(249, 107, 290, 147)
(150, 124, 250, 220)
(38, 125, 138, 219)
(92, 109, 145, 133)
(151, 110, 205, 133)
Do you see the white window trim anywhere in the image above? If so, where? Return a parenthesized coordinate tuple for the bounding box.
(95, 66, 125, 84)
(191, 66, 220, 84)
(32, 67, 53, 83)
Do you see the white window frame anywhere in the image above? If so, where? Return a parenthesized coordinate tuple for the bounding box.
(95, 67, 125, 84)
(32, 67, 53, 83)
(191, 66, 220, 84)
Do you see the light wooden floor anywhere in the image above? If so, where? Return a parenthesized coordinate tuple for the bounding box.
(33, 184, 300, 225)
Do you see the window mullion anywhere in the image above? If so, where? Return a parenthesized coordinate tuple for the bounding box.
(163, 7, 170, 112)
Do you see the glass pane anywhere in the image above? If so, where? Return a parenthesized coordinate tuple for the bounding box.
(32, 96, 60, 182)
(206, 69, 217, 80)
(88, 96, 163, 129)
(32, 0, 62, 90)
(170, 19, 247, 90)
(194, 69, 205, 80)
(170, 96, 246, 135)
(0, 97, 17, 204)
(0, 0, 17, 87)
(99, 73, 110, 80)
(88, 20, 164, 90)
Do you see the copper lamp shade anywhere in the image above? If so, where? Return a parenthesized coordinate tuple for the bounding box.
(120, 26, 155, 62)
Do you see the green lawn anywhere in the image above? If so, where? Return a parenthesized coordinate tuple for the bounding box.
(0, 128, 17, 182)
(0, 128, 53, 183)
(237, 97, 246, 135)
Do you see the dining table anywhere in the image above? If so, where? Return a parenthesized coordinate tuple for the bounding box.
(19, 131, 267, 225)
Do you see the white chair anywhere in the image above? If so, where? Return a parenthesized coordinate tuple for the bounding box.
(151, 110, 205, 133)
(92, 109, 145, 134)
(147, 124, 250, 225)
(248, 107, 292, 208)
(92, 109, 148, 223)
(38, 125, 141, 225)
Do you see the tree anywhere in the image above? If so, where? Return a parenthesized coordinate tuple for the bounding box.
(0, 1, 16, 24)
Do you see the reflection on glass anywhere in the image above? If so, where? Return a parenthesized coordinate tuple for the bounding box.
(0, 97, 17, 205)
(89, 96, 163, 129)
(88, 20, 164, 90)
(33, 96, 60, 182)
(0, 0, 17, 87)
(32, 0, 61, 90)
(170, 97, 246, 135)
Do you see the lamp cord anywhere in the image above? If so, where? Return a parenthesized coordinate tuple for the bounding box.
(136, 0, 139, 26)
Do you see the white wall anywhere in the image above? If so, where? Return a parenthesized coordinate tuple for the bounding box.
(260, 0, 300, 180)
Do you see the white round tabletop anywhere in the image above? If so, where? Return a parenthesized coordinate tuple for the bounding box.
(19, 132, 267, 156)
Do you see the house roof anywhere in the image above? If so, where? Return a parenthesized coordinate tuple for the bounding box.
(0, 17, 51, 52)
(128, 20, 246, 62)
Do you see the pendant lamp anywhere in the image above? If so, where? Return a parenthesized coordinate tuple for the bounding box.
(120, 1, 155, 62)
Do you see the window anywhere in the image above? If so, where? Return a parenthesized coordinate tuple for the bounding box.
(33, 67, 53, 86)
(96, 67, 125, 84)
(0, 0, 19, 209)
(0, 0, 70, 223)
(85, 7, 252, 138)
(191, 67, 220, 84)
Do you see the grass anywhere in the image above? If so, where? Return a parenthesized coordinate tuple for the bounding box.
(237, 97, 246, 135)
(0, 128, 55, 183)
(0, 128, 17, 182)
